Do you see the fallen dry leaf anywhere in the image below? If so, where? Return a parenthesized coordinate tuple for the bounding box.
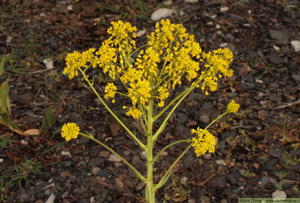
(24, 129, 40, 136)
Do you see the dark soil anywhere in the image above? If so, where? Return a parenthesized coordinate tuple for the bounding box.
(0, 0, 300, 203)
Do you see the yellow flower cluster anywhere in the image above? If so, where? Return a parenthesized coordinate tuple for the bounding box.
(63, 19, 234, 119)
(61, 123, 80, 141)
(191, 127, 216, 157)
(63, 48, 97, 79)
(227, 100, 240, 113)
(96, 20, 137, 81)
(125, 107, 143, 119)
(200, 48, 233, 94)
(104, 83, 117, 103)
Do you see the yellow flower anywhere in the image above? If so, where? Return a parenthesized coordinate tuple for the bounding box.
(125, 107, 142, 119)
(191, 127, 215, 157)
(227, 100, 240, 113)
(128, 80, 152, 105)
(104, 83, 117, 103)
(156, 85, 169, 107)
(61, 123, 80, 141)
(63, 48, 97, 79)
(63, 51, 82, 79)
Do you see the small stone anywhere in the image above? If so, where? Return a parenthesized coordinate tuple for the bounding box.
(203, 153, 212, 160)
(43, 58, 54, 70)
(220, 7, 229, 12)
(239, 63, 251, 75)
(89, 157, 104, 166)
(226, 173, 239, 185)
(96, 170, 111, 177)
(15, 93, 33, 104)
(163, 0, 173, 6)
(91, 167, 101, 176)
(268, 55, 285, 64)
(243, 74, 254, 82)
(151, 8, 174, 21)
(199, 196, 210, 203)
(268, 146, 286, 157)
(61, 161, 72, 167)
(183, 154, 194, 168)
(44, 188, 51, 196)
(273, 45, 280, 51)
(136, 182, 145, 191)
(272, 190, 286, 198)
(291, 74, 300, 82)
(61, 191, 69, 198)
(215, 159, 226, 165)
(115, 178, 124, 189)
(270, 93, 281, 102)
(21, 140, 28, 145)
(270, 82, 279, 88)
(220, 42, 228, 48)
(77, 136, 90, 145)
(253, 163, 259, 169)
(225, 33, 234, 40)
(188, 199, 197, 203)
(136, 30, 146, 38)
(199, 109, 211, 124)
(108, 154, 121, 162)
(99, 151, 110, 158)
(140, 151, 147, 160)
(132, 155, 143, 165)
(211, 177, 226, 189)
(60, 171, 71, 178)
(61, 151, 71, 158)
(291, 40, 300, 52)
(66, 5, 73, 11)
(268, 30, 290, 45)
(180, 177, 188, 185)
(20, 194, 30, 203)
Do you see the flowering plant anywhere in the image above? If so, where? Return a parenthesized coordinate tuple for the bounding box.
(62, 19, 239, 202)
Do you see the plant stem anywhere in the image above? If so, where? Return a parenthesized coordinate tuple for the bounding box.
(146, 98, 155, 203)
(82, 132, 146, 182)
(152, 84, 195, 142)
(154, 143, 192, 192)
(79, 69, 146, 150)
(153, 139, 192, 162)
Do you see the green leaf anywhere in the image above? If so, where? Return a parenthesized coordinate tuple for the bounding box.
(0, 79, 11, 115)
(0, 57, 5, 76)
(157, 170, 172, 189)
(0, 136, 11, 148)
(39, 106, 56, 135)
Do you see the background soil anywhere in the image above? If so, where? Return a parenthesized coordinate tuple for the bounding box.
(0, 0, 300, 202)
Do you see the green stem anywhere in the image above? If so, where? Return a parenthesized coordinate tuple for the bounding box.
(153, 83, 194, 122)
(154, 143, 193, 192)
(130, 43, 148, 57)
(146, 99, 155, 203)
(81, 132, 146, 182)
(152, 84, 196, 142)
(153, 139, 192, 162)
(205, 111, 228, 130)
(79, 69, 146, 150)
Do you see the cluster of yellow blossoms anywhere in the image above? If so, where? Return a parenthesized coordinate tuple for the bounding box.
(227, 100, 240, 113)
(191, 128, 216, 156)
(191, 100, 240, 156)
(62, 20, 240, 160)
(61, 123, 80, 141)
(63, 19, 234, 119)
